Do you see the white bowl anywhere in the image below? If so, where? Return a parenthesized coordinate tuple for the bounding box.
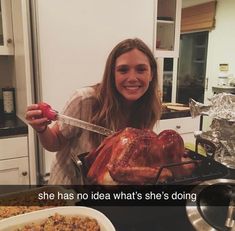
(0, 206, 115, 231)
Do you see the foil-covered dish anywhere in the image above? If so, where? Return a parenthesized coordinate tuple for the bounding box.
(190, 93, 235, 169)
(190, 93, 235, 121)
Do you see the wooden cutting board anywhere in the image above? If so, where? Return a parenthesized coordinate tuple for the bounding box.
(166, 105, 190, 111)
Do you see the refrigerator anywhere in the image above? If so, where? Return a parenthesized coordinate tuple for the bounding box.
(29, 0, 155, 184)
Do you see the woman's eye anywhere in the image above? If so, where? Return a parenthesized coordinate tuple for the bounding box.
(136, 68, 147, 73)
(117, 68, 128, 73)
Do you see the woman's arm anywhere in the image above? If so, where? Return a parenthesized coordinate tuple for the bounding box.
(37, 123, 67, 152)
(25, 104, 68, 152)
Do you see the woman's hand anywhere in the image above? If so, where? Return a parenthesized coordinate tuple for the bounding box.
(25, 104, 51, 133)
(26, 104, 66, 152)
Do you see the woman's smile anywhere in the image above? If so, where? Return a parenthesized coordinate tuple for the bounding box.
(124, 85, 141, 91)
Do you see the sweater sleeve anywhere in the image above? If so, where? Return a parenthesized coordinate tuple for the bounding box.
(57, 87, 95, 140)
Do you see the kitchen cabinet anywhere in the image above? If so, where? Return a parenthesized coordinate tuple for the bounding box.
(162, 58, 174, 102)
(0, 157, 29, 184)
(160, 57, 178, 102)
(154, 0, 182, 100)
(155, 116, 200, 144)
(0, 136, 28, 160)
(0, 0, 14, 55)
(162, 32, 209, 104)
(0, 136, 29, 184)
(177, 31, 208, 104)
(154, 0, 182, 58)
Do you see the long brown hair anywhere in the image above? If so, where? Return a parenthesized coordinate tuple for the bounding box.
(90, 38, 161, 146)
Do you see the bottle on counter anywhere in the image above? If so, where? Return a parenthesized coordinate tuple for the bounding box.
(2, 87, 16, 115)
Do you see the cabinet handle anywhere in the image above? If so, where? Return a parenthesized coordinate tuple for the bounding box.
(22, 171, 28, 176)
(176, 125, 181, 129)
(7, 38, 13, 44)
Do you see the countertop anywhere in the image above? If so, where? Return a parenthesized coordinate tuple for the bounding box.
(212, 85, 235, 94)
(0, 114, 28, 137)
(161, 109, 191, 120)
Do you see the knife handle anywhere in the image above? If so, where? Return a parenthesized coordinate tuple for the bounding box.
(38, 102, 57, 121)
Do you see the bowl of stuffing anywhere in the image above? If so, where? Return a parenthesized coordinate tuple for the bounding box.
(0, 206, 115, 231)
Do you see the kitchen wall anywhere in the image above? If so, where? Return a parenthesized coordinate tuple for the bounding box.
(205, 0, 235, 101)
(204, 0, 235, 130)
(183, 0, 235, 130)
(183, 0, 235, 100)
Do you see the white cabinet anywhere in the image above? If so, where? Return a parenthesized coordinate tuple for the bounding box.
(0, 136, 28, 160)
(154, 0, 182, 58)
(154, 0, 182, 99)
(0, 136, 29, 184)
(0, 157, 29, 184)
(154, 116, 200, 144)
(0, 0, 14, 55)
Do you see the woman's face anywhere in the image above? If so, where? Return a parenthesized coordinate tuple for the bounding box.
(114, 48, 152, 104)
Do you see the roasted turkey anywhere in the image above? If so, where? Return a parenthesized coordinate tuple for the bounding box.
(85, 128, 196, 185)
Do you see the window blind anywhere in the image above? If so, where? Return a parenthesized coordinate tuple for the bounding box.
(181, 1, 217, 33)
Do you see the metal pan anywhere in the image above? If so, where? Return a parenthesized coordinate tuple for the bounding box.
(186, 179, 235, 231)
(71, 150, 229, 185)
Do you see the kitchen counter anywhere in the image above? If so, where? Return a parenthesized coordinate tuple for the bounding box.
(0, 114, 28, 137)
(212, 85, 235, 94)
(161, 109, 191, 120)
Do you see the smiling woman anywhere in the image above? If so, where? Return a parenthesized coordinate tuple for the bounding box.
(25, 38, 162, 185)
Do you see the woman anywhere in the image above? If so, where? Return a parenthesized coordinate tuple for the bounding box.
(25, 38, 162, 184)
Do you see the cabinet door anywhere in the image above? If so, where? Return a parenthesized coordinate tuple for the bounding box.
(155, 117, 200, 144)
(0, 157, 29, 184)
(0, 0, 14, 55)
(177, 32, 208, 104)
(162, 58, 178, 102)
(0, 136, 28, 160)
(154, 0, 182, 58)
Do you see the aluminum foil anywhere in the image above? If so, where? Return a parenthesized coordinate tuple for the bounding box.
(190, 93, 235, 169)
(190, 93, 235, 121)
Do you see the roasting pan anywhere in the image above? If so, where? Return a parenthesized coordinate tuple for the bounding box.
(71, 150, 229, 185)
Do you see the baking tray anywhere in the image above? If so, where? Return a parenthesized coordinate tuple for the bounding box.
(153, 150, 229, 184)
(72, 150, 229, 185)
